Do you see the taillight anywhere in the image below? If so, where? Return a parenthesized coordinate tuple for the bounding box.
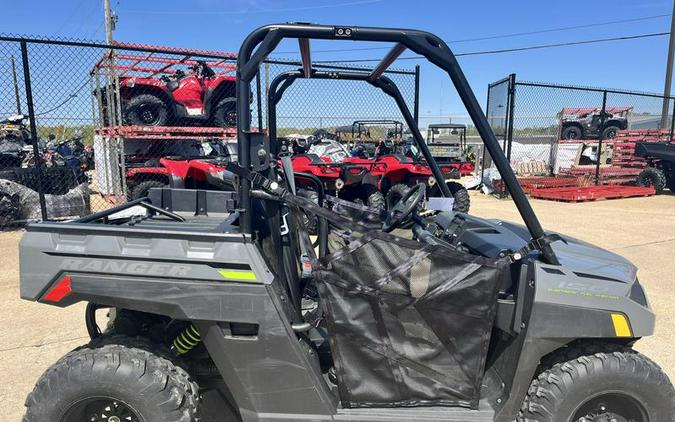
(43, 275, 72, 303)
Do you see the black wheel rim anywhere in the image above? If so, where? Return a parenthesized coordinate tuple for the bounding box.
(570, 392, 648, 422)
(137, 103, 159, 125)
(61, 397, 143, 422)
(225, 110, 237, 127)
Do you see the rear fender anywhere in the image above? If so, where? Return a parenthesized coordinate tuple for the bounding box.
(205, 79, 236, 116)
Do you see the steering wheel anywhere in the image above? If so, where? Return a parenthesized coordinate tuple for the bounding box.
(382, 183, 426, 232)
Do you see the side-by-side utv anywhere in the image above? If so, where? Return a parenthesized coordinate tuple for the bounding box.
(19, 24, 673, 422)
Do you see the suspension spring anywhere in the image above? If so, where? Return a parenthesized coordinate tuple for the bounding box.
(172, 324, 201, 355)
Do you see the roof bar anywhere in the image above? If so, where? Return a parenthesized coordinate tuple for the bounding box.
(298, 38, 312, 78)
(150, 54, 190, 77)
(369, 43, 406, 81)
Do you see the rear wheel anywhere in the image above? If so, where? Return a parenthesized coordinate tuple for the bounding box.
(561, 125, 582, 140)
(23, 336, 201, 422)
(519, 349, 674, 422)
(601, 125, 620, 139)
(636, 167, 666, 194)
(212, 97, 237, 128)
(123, 94, 170, 126)
(130, 180, 167, 200)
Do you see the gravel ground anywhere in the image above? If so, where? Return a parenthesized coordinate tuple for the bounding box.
(1, 191, 674, 421)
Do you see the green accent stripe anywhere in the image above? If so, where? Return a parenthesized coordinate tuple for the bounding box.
(218, 269, 257, 281)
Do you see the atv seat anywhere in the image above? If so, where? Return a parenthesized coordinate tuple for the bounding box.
(304, 153, 325, 164)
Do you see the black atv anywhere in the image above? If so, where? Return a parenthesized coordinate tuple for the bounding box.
(635, 141, 675, 193)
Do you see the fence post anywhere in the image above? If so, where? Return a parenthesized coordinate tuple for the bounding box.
(413, 65, 420, 125)
(481, 81, 493, 185)
(595, 91, 608, 186)
(20, 40, 48, 221)
(10, 56, 22, 114)
(256, 68, 263, 131)
(506, 73, 516, 162)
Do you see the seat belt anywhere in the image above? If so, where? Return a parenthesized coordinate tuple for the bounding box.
(279, 150, 297, 195)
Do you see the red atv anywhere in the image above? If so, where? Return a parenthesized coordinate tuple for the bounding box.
(120, 61, 236, 127)
(125, 139, 236, 199)
(364, 145, 470, 213)
(288, 135, 385, 208)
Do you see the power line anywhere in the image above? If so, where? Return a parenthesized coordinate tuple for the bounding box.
(270, 13, 671, 55)
(124, 0, 383, 15)
(52, 0, 90, 37)
(36, 79, 89, 116)
(451, 13, 671, 43)
(312, 31, 670, 63)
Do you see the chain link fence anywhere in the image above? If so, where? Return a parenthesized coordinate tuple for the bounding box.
(484, 74, 675, 196)
(0, 35, 418, 230)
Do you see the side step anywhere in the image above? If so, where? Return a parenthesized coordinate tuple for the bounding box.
(334, 407, 494, 421)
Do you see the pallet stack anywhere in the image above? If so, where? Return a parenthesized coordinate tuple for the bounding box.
(492, 129, 668, 203)
(610, 129, 670, 169)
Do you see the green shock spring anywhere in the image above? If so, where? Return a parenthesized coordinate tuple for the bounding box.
(172, 324, 201, 354)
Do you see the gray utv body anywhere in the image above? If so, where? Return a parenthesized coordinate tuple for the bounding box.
(19, 192, 653, 421)
(19, 23, 655, 422)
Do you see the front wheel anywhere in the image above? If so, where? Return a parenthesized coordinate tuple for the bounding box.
(429, 181, 471, 213)
(385, 183, 410, 210)
(519, 350, 674, 422)
(123, 94, 170, 126)
(24, 336, 201, 422)
(666, 169, 675, 192)
(636, 167, 667, 194)
(601, 125, 620, 139)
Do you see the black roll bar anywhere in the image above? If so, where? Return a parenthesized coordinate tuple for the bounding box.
(236, 23, 559, 265)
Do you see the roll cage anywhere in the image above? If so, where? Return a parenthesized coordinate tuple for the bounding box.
(343, 119, 405, 140)
(236, 23, 559, 265)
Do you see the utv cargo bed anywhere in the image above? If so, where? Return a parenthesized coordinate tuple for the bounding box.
(19, 189, 273, 302)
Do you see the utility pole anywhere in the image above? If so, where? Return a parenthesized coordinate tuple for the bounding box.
(103, 0, 116, 45)
(10, 56, 21, 114)
(660, 1, 675, 128)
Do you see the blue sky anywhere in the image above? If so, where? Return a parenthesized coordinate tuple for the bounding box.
(4, 0, 675, 129)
